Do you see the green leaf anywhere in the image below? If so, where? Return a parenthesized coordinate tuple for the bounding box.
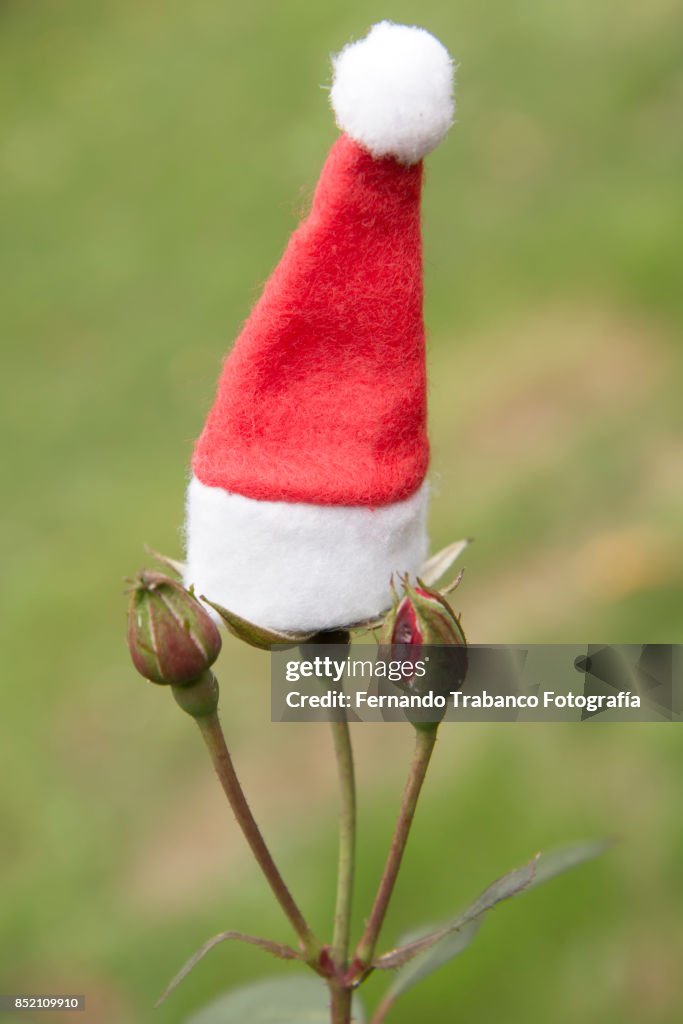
(374, 859, 536, 972)
(374, 919, 482, 1018)
(185, 975, 365, 1024)
(156, 932, 301, 1007)
(531, 838, 612, 886)
(205, 599, 316, 650)
(375, 839, 610, 1015)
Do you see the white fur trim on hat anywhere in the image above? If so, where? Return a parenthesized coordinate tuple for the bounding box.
(330, 21, 455, 165)
(184, 477, 429, 632)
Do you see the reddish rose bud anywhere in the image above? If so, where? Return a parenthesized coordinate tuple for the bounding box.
(380, 579, 466, 647)
(378, 578, 467, 730)
(127, 571, 221, 686)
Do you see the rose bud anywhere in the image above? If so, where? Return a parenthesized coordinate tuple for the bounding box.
(380, 578, 466, 648)
(127, 571, 221, 686)
(378, 578, 467, 729)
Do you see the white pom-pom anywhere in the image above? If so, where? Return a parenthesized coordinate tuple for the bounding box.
(330, 21, 455, 165)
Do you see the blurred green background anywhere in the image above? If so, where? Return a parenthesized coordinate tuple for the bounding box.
(2, 0, 682, 1021)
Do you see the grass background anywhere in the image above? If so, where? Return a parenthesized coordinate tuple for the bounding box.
(1, 1, 682, 1021)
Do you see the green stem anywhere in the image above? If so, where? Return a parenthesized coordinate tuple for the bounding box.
(328, 981, 353, 1024)
(329, 712, 356, 967)
(354, 726, 438, 967)
(305, 630, 356, 971)
(197, 712, 319, 961)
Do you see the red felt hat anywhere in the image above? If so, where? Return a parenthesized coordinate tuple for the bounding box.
(184, 21, 455, 631)
(193, 134, 427, 507)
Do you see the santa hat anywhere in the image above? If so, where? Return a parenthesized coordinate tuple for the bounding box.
(184, 22, 455, 632)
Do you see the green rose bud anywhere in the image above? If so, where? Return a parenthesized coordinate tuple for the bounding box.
(127, 571, 222, 686)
